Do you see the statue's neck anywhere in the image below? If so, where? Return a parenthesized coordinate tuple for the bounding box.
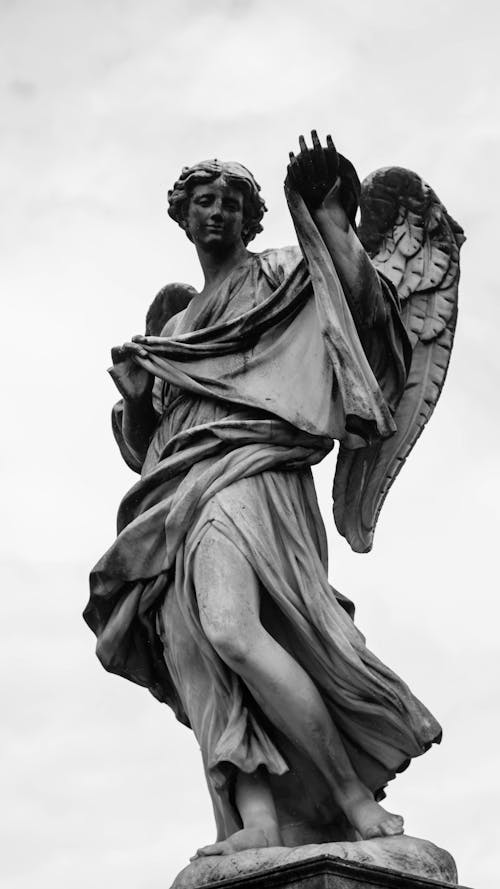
(196, 242, 250, 294)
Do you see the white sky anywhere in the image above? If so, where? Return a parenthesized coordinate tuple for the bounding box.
(1, 1, 498, 887)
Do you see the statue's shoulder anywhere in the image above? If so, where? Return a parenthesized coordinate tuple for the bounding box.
(158, 307, 188, 338)
(257, 245, 303, 284)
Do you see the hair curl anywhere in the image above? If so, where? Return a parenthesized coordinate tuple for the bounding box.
(167, 159, 267, 246)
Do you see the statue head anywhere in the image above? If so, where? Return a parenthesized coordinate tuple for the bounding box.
(167, 160, 267, 246)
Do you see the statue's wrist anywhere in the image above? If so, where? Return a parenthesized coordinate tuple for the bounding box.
(313, 195, 350, 233)
(123, 390, 153, 408)
(312, 202, 341, 223)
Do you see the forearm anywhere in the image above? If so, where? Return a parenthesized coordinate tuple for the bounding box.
(121, 395, 157, 462)
(312, 199, 385, 328)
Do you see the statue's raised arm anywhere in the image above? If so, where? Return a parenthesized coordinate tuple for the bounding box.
(286, 131, 383, 328)
(283, 132, 464, 552)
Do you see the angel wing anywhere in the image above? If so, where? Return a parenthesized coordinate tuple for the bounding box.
(145, 282, 196, 335)
(333, 167, 465, 553)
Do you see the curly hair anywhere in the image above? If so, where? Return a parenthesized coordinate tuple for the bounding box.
(167, 159, 267, 246)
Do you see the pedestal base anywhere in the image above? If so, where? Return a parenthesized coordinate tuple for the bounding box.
(171, 836, 468, 889)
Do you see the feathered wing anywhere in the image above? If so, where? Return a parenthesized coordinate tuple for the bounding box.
(333, 167, 465, 553)
(145, 282, 196, 335)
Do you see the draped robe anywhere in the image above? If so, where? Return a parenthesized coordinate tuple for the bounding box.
(84, 193, 441, 844)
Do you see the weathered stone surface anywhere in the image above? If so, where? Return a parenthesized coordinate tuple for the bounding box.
(171, 835, 459, 889)
(86, 138, 466, 863)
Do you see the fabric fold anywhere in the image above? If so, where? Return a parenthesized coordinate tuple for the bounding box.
(85, 198, 437, 845)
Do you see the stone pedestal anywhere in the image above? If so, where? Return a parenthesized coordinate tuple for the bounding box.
(171, 836, 469, 889)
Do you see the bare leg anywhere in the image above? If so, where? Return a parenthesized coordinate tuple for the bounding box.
(192, 529, 403, 853)
(192, 769, 282, 859)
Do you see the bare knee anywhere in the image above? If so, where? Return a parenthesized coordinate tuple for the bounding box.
(201, 613, 261, 667)
(194, 527, 262, 668)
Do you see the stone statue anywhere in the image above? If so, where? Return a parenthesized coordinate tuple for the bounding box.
(84, 133, 464, 864)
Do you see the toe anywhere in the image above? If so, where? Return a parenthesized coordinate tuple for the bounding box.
(383, 816, 404, 836)
(191, 844, 223, 859)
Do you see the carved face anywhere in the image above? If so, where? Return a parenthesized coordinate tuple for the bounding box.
(184, 177, 246, 252)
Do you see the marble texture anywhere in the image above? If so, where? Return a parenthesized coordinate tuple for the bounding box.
(85, 141, 465, 855)
(171, 835, 458, 889)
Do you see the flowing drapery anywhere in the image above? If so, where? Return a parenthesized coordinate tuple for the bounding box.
(84, 194, 440, 843)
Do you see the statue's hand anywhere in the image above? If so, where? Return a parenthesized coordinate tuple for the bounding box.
(109, 342, 154, 402)
(286, 131, 340, 210)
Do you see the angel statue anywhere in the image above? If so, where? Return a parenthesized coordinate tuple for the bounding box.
(84, 132, 464, 860)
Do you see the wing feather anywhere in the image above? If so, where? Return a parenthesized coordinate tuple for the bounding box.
(145, 282, 196, 335)
(333, 167, 464, 553)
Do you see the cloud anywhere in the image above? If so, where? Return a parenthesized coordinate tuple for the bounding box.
(3, 1, 499, 887)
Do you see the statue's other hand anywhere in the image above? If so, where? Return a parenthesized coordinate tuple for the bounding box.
(286, 130, 340, 210)
(109, 342, 154, 402)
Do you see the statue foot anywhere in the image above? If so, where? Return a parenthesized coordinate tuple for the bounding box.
(345, 795, 404, 840)
(191, 824, 282, 860)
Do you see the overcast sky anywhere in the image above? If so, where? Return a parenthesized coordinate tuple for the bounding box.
(1, 1, 499, 887)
